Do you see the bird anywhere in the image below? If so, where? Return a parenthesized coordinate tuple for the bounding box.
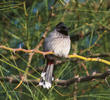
(39, 22, 71, 89)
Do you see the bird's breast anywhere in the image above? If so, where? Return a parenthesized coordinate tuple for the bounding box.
(44, 36, 71, 57)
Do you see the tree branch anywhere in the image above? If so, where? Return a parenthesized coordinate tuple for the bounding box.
(0, 70, 110, 87)
(56, 70, 110, 86)
(0, 45, 110, 65)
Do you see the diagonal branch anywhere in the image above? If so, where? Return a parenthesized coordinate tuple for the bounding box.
(56, 70, 110, 86)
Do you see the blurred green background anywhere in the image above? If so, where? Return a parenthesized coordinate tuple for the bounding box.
(0, 0, 110, 100)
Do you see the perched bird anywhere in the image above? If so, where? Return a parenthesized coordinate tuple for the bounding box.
(39, 22, 71, 89)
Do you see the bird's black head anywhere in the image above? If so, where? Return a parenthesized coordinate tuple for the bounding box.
(55, 22, 69, 35)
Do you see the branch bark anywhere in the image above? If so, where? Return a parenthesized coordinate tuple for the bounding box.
(0, 70, 110, 87)
(56, 70, 110, 86)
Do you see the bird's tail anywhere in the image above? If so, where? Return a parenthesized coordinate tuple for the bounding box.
(39, 60, 54, 89)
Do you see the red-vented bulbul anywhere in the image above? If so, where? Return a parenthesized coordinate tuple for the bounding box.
(39, 22, 71, 89)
